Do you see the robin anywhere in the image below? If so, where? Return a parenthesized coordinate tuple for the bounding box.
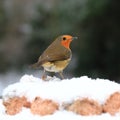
(31, 35, 77, 80)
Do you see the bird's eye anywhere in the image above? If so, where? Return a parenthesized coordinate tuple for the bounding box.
(63, 37, 66, 40)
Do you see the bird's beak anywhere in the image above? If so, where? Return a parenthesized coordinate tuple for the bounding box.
(72, 37, 78, 40)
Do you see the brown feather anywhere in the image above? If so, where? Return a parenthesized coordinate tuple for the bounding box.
(37, 36, 72, 66)
(31, 35, 72, 69)
(29, 62, 41, 69)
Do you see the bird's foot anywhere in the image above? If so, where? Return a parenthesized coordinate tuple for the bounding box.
(41, 74, 47, 81)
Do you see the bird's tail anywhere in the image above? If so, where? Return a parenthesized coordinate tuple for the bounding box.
(29, 62, 41, 69)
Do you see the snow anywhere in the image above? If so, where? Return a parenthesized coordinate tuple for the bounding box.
(2, 75, 120, 104)
(0, 70, 42, 96)
(0, 74, 120, 120)
(0, 98, 120, 120)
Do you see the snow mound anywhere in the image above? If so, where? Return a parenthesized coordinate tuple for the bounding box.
(1, 75, 120, 120)
(3, 75, 120, 104)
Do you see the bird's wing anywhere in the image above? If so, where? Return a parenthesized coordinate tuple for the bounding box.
(38, 45, 71, 65)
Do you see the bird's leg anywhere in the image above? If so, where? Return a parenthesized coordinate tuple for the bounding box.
(59, 71, 64, 79)
(42, 69, 47, 80)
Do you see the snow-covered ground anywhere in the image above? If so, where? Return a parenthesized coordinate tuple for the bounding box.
(0, 70, 42, 96)
(0, 100, 120, 120)
(0, 75, 120, 120)
(2, 75, 120, 104)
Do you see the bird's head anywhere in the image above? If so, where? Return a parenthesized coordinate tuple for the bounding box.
(59, 35, 77, 49)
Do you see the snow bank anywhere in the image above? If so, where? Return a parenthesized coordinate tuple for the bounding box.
(2, 75, 120, 104)
(0, 75, 120, 120)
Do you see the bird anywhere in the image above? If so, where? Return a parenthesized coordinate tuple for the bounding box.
(30, 35, 77, 80)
